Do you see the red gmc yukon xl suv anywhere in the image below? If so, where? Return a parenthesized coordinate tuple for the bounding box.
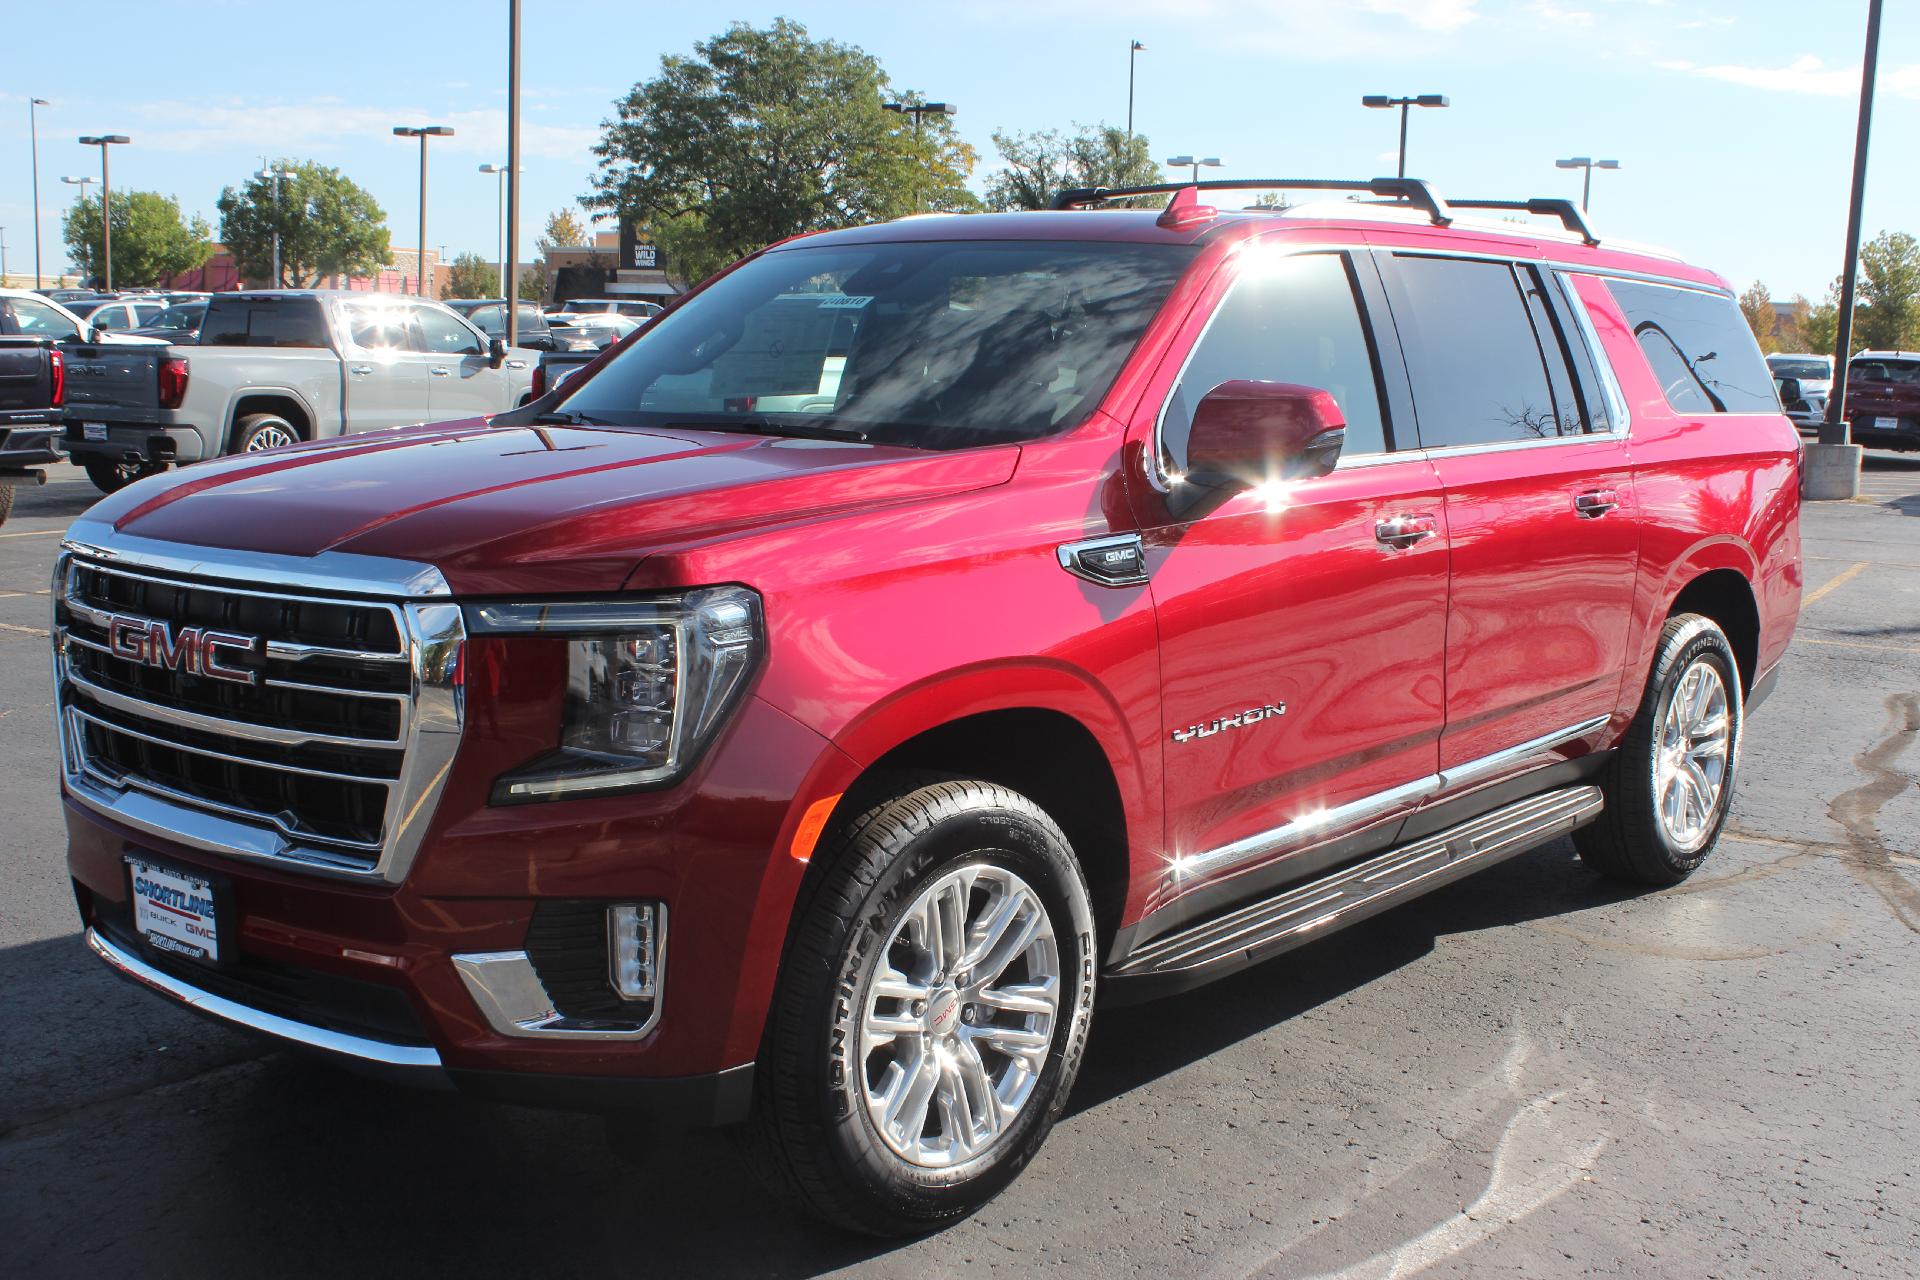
(54, 179, 1801, 1234)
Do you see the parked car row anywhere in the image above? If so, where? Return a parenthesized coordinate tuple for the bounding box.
(1767, 348, 1920, 449)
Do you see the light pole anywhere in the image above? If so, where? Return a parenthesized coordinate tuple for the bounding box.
(1554, 157, 1620, 212)
(1813, 0, 1885, 488)
(1127, 41, 1146, 138)
(255, 163, 286, 286)
(77, 135, 130, 291)
(882, 101, 956, 210)
(1164, 154, 1222, 184)
(393, 125, 454, 295)
(506, 0, 522, 339)
(1361, 94, 1447, 179)
(30, 99, 49, 288)
(2, 229, 9, 285)
(480, 163, 508, 297)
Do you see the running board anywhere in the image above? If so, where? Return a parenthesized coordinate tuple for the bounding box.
(1104, 785, 1603, 1003)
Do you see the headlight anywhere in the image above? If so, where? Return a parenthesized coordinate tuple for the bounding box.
(466, 585, 763, 802)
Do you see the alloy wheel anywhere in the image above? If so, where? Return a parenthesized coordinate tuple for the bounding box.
(857, 863, 1061, 1169)
(245, 422, 298, 451)
(1654, 659, 1732, 851)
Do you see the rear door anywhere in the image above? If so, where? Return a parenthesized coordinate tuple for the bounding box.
(339, 300, 435, 433)
(1137, 245, 1450, 905)
(1375, 250, 1638, 775)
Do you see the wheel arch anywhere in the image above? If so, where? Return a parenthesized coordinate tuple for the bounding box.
(1666, 563, 1761, 693)
(226, 390, 314, 449)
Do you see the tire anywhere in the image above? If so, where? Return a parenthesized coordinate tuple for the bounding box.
(230, 413, 303, 454)
(741, 778, 1097, 1236)
(83, 456, 165, 495)
(1576, 614, 1743, 886)
(0, 485, 12, 526)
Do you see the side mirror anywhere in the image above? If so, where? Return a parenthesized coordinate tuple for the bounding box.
(488, 336, 508, 367)
(1776, 377, 1802, 407)
(1175, 380, 1346, 514)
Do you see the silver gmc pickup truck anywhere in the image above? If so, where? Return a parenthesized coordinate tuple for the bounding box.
(61, 290, 538, 493)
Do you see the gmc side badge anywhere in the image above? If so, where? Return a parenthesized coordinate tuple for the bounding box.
(1057, 534, 1149, 587)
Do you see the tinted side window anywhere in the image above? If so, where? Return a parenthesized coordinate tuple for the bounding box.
(415, 307, 485, 356)
(1605, 279, 1776, 413)
(201, 300, 329, 348)
(1385, 255, 1567, 447)
(1161, 252, 1390, 472)
(7, 298, 81, 339)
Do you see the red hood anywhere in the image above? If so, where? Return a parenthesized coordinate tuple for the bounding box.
(91, 419, 1019, 593)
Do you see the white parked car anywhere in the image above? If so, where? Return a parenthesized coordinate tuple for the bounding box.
(0, 288, 163, 345)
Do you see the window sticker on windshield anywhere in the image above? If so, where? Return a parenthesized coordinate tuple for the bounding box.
(710, 304, 840, 397)
(815, 295, 873, 310)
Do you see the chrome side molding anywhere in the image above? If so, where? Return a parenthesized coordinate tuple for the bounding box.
(1170, 714, 1612, 885)
(452, 916, 666, 1042)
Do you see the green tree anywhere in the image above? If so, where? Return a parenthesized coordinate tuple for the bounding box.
(984, 124, 1163, 211)
(586, 19, 977, 287)
(446, 252, 500, 299)
(217, 160, 391, 287)
(522, 208, 590, 302)
(1798, 284, 1840, 358)
(1738, 280, 1778, 353)
(61, 191, 213, 287)
(1855, 230, 1920, 352)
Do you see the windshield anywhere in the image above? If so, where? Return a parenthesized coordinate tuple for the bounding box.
(1768, 358, 1828, 380)
(150, 304, 205, 331)
(558, 240, 1194, 448)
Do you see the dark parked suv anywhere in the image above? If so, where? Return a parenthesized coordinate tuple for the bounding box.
(54, 177, 1801, 1234)
(1845, 350, 1920, 450)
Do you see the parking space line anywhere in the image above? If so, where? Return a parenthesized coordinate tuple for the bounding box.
(1805, 555, 1920, 572)
(1795, 634, 1920, 655)
(0, 621, 51, 637)
(1801, 561, 1869, 609)
(0, 528, 64, 540)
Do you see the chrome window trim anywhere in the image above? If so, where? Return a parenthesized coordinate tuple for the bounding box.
(1168, 714, 1611, 885)
(452, 914, 666, 1042)
(1550, 268, 1634, 437)
(86, 928, 445, 1071)
(54, 528, 465, 886)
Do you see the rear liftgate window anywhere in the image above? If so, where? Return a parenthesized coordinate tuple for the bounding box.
(1605, 279, 1777, 414)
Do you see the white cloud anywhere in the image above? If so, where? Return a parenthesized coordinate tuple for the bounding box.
(1360, 0, 1480, 32)
(1529, 1, 1595, 27)
(114, 98, 598, 162)
(1655, 54, 1920, 100)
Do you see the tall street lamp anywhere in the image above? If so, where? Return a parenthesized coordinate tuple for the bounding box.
(1554, 157, 1620, 212)
(882, 101, 956, 210)
(255, 163, 286, 286)
(77, 135, 130, 291)
(480, 163, 509, 298)
(506, 0, 522, 340)
(1127, 41, 1146, 138)
(30, 98, 49, 289)
(1360, 94, 1447, 179)
(1164, 154, 1222, 184)
(393, 125, 455, 296)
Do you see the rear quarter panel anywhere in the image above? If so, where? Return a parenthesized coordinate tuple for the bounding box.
(1569, 272, 1802, 709)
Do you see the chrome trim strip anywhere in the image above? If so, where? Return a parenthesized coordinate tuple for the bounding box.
(62, 518, 452, 599)
(69, 704, 400, 786)
(1437, 714, 1611, 790)
(264, 639, 410, 665)
(453, 912, 666, 1042)
(1056, 533, 1150, 587)
(63, 557, 413, 639)
(1552, 268, 1634, 435)
(71, 765, 385, 866)
(86, 928, 443, 1070)
(1542, 260, 1735, 298)
(1170, 715, 1612, 884)
(66, 669, 404, 750)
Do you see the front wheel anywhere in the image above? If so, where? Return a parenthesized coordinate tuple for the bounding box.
(82, 457, 165, 495)
(742, 778, 1097, 1236)
(1576, 613, 1743, 885)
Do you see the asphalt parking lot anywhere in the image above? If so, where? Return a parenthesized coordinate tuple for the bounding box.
(2, 457, 1917, 1278)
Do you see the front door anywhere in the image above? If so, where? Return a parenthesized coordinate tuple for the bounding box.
(1374, 251, 1640, 774)
(1135, 247, 1450, 912)
(412, 304, 508, 419)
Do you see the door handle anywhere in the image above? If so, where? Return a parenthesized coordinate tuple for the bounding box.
(1375, 513, 1438, 549)
(348, 365, 373, 376)
(1573, 489, 1620, 518)
(429, 366, 451, 377)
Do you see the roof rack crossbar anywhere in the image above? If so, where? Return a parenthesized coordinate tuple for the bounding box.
(1448, 197, 1599, 246)
(1050, 177, 1454, 227)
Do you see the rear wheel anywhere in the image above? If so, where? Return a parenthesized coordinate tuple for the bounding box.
(231, 413, 301, 454)
(82, 457, 165, 495)
(0, 485, 13, 526)
(741, 778, 1096, 1236)
(1576, 614, 1742, 886)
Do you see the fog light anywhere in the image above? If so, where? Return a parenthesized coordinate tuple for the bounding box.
(608, 903, 664, 1002)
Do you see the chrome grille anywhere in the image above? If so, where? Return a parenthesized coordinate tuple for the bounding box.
(53, 525, 464, 884)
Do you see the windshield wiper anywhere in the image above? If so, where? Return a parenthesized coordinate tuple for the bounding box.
(660, 414, 869, 443)
(530, 410, 610, 426)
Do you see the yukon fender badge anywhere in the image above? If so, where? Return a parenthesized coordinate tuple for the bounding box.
(1172, 703, 1286, 744)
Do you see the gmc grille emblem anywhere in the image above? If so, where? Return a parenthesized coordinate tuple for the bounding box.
(104, 613, 258, 685)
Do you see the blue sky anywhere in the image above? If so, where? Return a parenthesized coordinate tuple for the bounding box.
(3, 0, 1916, 299)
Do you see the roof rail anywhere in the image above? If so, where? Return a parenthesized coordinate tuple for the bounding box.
(1448, 197, 1599, 246)
(1050, 177, 1454, 228)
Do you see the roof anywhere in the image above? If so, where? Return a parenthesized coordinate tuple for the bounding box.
(781, 205, 1725, 291)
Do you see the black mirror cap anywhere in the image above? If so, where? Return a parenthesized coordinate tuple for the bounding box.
(488, 335, 508, 366)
